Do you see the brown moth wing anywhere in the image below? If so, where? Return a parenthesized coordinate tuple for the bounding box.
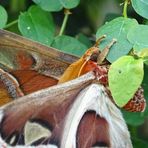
(0, 68, 24, 106)
(59, 83, 132, 148)
(0, 82, 12, 105)
(0, 72, 95, 147)
(0, 72, 132, 148)
(10, 70, 58, 94)
(0, 67, 58, 105)
(0, 29, 77, 75)
(0, 29, 78, 102)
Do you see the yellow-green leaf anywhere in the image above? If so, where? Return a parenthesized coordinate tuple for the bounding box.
(109, 56, 144, 107)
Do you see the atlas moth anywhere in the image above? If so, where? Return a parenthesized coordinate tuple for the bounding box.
(59, 35, 146, 112)
(0, 72, 132, 148)
(0, 29, 143, 147)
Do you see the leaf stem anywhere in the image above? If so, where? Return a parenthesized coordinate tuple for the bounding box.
(4, 20, 18, 29)
(59, 9, 71, 36)
(123, 0, 129, 18)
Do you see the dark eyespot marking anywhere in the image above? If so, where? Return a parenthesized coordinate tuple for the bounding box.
(92, 141, 109, 147)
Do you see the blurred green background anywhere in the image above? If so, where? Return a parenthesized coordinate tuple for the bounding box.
(0, 0, 145, 36)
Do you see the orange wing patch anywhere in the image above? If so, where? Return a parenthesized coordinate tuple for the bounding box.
(0, 83, 12, 106)
(58, 46, 98, 83)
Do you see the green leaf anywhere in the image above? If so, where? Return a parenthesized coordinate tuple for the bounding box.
(144, 57, 148, 65)
(33, 0, 63, 12)
(108, 56, 144, 107)
(138, 48, 148, 65)
(18, 5, 55, 46)
(138, 49, 148, 58)
(96, 17, 138, 63)
(131, 0, 148, 19)
(103, 13, 121, 23)
(0, 5, 8, 29)
(51, 35, 87, 56)
(127, 25, 148, 51)
(59, 0, 80, 9)
(76, 33, 92, 48)
(132, 137, 148, 148)
(33, 0, 80, 11)
(122, 110, 145, 126)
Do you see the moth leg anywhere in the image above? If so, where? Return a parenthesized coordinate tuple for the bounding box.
(94, 35, 106, 47)
(97, 38, 117, 64)
(78, 35, 107, 76)
(83, 35, 106, 60)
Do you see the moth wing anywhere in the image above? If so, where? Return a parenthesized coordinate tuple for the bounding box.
(0, 72, 95, 147)
(60, 83, 132, 148)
